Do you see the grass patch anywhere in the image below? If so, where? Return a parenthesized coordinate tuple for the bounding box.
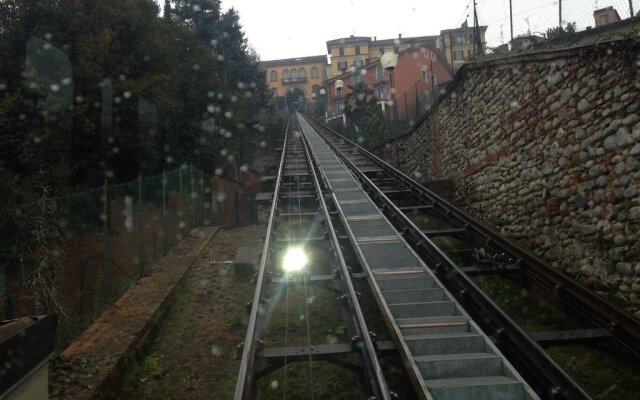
(547, 345, 640, 400)
(473, 275, 574, 332)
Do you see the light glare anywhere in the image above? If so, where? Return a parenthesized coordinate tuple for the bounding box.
(283, 247, 307, 273)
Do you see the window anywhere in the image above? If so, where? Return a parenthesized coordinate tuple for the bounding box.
(311, 66, 319, 78)
(422, 90, 432, 102)
(379, 48, 384, 57)
(355, 45, 360, 55)
(376, 85, 387, 100)
(453, 50, 464, 61)
(421, 69, 428, 82)
(394, 46, 399, 54)
(354, 59, 364, 68)
(454, 35, 463, 45)
(600, 15, 610, 25)
(376, 64, 384, 81)
(433, 74, 437, 86)
(354, 73, 363, 84)
(339, 47, 344, 56)
(283, 69, 289, 81)
(290, 68, 297, 80)
(298, 68, 306, 79)
(338, 61, 348, 73)
(336, 87, 342, 96)
(431, 52, 436, 61)
(270, 70, 277, 82)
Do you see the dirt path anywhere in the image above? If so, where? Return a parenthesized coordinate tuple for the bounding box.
(119, 225, 265, 400)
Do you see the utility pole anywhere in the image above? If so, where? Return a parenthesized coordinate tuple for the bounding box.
(509, 0, 514, 42)
(630, 0, 635, 18)
(473, 0, 482, 54)
(473, 0, 477, 56)
(559, 0, 562, 29)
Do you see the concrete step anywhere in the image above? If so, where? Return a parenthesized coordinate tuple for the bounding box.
(377, 276, 435, 291)
(406, 332, 486, 356)
(388, 301, 458, 319)
(426, 376, 525, 400)
(416, 352, 503, 380)
(382, 288, 446, 304)
(397, 316, 469, 335)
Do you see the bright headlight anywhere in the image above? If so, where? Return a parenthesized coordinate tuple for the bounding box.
(282, 247, 307, 273)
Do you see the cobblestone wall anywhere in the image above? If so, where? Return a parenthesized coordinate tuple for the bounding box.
(375, 38, 640, 312)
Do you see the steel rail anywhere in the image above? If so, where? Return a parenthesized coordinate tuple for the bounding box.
(234, 119, 290, 400)
(297, 115, 392, 400)
(306, 116, 592, 400)
(309, 117, 640, 360)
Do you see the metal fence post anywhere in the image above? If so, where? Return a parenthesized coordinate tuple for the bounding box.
(138, 173, 145, 278)
(200, 171, 205, 226)
(101, 180, 109, 309)
(179, 166, 184, 238)
(190, 164, 195, 230)
(162, 170, 167, 255)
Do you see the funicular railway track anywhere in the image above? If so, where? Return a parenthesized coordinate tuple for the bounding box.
(303, 115, 640, 400)
(236, 114, 543, 400)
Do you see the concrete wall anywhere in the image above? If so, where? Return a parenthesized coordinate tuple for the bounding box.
(374, 38, 640, 312)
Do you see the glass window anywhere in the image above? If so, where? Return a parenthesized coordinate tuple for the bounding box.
(339, 47, 344, 56)
(376, 85, 387, 99)
(311, 67, 319, 78)
(453, 50, 464, 60)
(298, 68, 306, 78)
(454, 35, 463, 44)
(283, 69, 289, 80)
(290, 69, 297, 80)
(421, 70, 428, 82)
(354, 74, 363, 84)
(354, 60, 363, 68)
(355, 45, 360, 55)
(270, 70, 277, 82)
(379, 48, 384, 57)
(376, 65, 384, 81)
(338, 61, 348, 72)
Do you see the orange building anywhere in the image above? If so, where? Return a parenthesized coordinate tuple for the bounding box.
(325, 44, 453, 120)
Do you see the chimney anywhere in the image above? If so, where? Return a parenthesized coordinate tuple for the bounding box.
(399, 33, 402, 39)
(350, 34, 354, 38)
(374, 36, 377, 41)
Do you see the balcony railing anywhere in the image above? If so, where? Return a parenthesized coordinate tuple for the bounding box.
(281, 77, 308, 84)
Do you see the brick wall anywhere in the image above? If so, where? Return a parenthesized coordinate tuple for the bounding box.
(374, 38, 640, 312)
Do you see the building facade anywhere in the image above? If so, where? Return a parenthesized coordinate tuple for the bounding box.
(325, 44, 453, 120)
(326, 34, 439, 77)
(439, 22, 487, 71)
(594, 6, 621, 27)
(261, 55, 328, 106)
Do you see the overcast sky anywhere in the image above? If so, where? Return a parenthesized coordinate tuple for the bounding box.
(215, 0, 637, 61)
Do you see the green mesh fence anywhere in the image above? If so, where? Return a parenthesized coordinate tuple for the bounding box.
(0, 166, 207, 348)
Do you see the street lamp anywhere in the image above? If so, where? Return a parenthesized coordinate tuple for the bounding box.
(319, 89, 327, 119)
(381, 52, 398, 135)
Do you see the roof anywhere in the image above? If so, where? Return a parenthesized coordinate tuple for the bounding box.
(261, 55, 327, 68)
(440, 25, 488, 34)
(326, 34, 439, 53)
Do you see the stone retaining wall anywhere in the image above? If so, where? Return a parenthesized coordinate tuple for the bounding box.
(374, 38, 640, 312)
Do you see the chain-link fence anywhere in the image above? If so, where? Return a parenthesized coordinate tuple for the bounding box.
(460, 0, 639, 56)
(0, 165, 208, 348)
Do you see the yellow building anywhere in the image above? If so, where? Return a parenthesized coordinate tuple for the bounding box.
(439, 22, 488, 72)
(261, 55, 328, 108)
(327, 34, 438, 77)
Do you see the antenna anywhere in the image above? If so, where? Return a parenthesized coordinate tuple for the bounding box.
(525, 16, 531, 35)
(500, 24, 504, 43)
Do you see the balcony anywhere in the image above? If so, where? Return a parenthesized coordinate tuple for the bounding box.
(281, 77, 307, 84)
